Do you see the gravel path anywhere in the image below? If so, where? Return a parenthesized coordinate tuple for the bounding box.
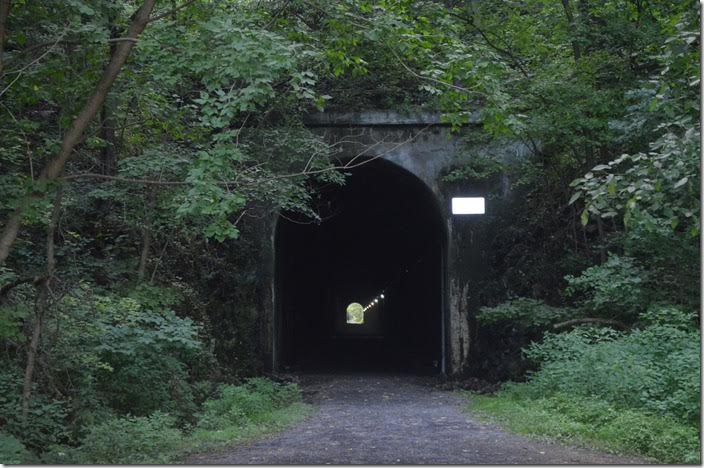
(185, 373, 648, 464)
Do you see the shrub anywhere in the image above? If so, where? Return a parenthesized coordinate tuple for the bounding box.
(564, 255, 649, 319)
(0, 432, 37, 464)
(523, 319, 700, 423)
(49, 286, 211, 422)
(0, 368, 70, 451)
(76, 412, 182, 464)
(245, 378, 301, 408)
(477, 297, 571, 330)
(197, 379, 301, 430)
(198, 384, 270, 429)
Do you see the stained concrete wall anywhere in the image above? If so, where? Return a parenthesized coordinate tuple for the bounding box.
(260, 110, 529, 375)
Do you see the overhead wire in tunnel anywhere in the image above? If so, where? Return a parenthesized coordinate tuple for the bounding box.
(370, 240, 437, 299)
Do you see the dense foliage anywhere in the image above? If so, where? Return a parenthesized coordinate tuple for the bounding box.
(0, 0, 699, 463)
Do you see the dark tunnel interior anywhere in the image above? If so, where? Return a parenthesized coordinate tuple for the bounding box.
(275, 158, 445, 373)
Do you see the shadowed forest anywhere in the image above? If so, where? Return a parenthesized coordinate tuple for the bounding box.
(0, 0, 700, 464)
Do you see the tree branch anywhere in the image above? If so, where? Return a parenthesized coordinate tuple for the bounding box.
(446, 10, 532, 79)
(0, 276, 43, 301)
(0, 29, 66, 99)
(58, 124, 433, 186)
(553, 317, 629, 330)
(147, 0, 197, 23)
(386, 45, 482, 95)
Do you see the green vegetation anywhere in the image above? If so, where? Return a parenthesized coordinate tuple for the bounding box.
(0, 0, 699, 463)
(469, 307, 700, 463)
(469, 392, 699, 464)
(3, 377, 308, 464)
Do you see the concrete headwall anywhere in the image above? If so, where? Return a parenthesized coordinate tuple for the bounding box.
(260, 110, 529, 374)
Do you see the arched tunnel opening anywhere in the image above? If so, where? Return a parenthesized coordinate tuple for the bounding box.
(275, 158, 446, 373)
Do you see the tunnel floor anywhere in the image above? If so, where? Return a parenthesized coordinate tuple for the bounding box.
(275, 158, 445, 373)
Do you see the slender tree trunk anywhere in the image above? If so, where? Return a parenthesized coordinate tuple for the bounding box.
(561, 0, 581, 62)
(100, 15, 120, 176)
(21, 187, 63, 421)
(150, 238, 170, 283)
(0, 0, 10, 77)
(0, 0, 156, 267)
(137, 225, 151, 281)
(570, 205, 579, 250)
(137, 191, 154, 281)
(100, 96, 118, 176)
(596, 216, 606, 263)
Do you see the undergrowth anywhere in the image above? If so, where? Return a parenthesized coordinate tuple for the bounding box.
(2, 378, 309, 464)
(465, 310, 700, 465)
(467, 390, 700, 464)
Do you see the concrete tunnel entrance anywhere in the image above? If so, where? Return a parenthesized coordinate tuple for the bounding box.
(274, 158, 447, 373)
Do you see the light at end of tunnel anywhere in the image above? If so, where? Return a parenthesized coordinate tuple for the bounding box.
(346, 302, 365, 324)
(452, 197, 485, 215)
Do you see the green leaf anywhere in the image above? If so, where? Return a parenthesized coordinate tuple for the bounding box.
(568, 191, 581, 205)
(580, 209, 589, 227)
(674, 177, 688, 189)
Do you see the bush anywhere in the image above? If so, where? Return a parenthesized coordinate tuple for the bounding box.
(0, 368, 70, 451)
(564, 255, 649, 320)
(49, 286, 210, 422)
(477, 297, 571, 330)
(0, 432, 37, 464)
(476, 303, 702, 463)
(245, 378, 301, 409)
(523, 317, 700, 423)
(197, 378, 301, 430)
(76, 412, 182, 464)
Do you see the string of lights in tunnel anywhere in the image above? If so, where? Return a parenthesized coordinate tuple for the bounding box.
(345, 244, 434, 325)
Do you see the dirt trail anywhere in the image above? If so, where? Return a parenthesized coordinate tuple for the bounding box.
(185, 373, 649, 464)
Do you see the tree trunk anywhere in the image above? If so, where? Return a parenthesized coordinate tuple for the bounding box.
(100, 15, 121, 176)
(137, 225, 151, 281)
(21, 187, 63, 421)
(0, 0, 156, 267)
(596, 216, 606, 263)
(100, 96, 118, 176)
(561, 0, 581, 62)
(553, 317, 628, 331)
(0, 0, 10, 77)
(137, 191, 154, 281)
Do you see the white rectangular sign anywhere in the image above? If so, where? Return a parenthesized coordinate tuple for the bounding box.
(452, 197, 485, 215)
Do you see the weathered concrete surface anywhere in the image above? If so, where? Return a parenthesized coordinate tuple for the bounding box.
(184, 374, 650, 465)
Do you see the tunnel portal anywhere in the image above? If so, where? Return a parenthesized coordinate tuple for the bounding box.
(275, 158, 446, 373)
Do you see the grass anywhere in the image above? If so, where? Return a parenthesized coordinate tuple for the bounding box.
(178, 401, 313, 458)
(464, 389, 701, 464)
